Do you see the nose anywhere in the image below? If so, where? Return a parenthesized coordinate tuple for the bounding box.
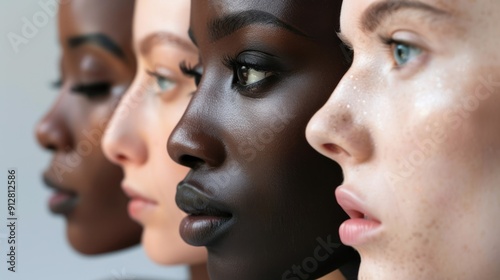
(35, 94, 73, 152)
(167, 95, 226, 170)
(102, 79, 148, 167)
(306, 74, 373, 166)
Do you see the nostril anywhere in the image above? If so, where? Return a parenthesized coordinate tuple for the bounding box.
(116, 154, 127, 162)
(323, 143, 350, 157)
(179, 155, 205, 169)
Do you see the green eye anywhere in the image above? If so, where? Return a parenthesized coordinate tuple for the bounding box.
(156, 76, 175, 92)
(236, 65, 273, 86)
(147, 70, 176, 93)
(393, 43, 422, 66)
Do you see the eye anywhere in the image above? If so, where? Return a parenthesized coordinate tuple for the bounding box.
(236, 66, 273, 87)
(147, 71, 177, 94)
(392, 42, 422, 66)
(71, 82, 112, 99)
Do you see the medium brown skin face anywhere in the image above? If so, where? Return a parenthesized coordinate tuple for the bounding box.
(35, 0, 141, 255)
(167, 0, 358, 279)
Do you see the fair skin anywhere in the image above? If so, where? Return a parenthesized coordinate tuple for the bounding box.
(307, 0, 500, 279)
(102, 0, 207, 277)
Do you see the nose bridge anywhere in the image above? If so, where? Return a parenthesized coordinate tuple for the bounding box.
(102, 78, 149, 165)
(35, 91, 73, 151)
(168, 86, 226, 169)
(307, 67, 374, 165)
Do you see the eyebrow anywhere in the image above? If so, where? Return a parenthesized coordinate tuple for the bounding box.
(208, 9, 308, 42)
(361, 0, 449, 32)
(139, 31, 197, 56)
(68, 33, 126, 60)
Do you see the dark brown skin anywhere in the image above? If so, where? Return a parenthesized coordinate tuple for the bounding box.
(168, 0, 358, 279)
(35, 0, 141, 255)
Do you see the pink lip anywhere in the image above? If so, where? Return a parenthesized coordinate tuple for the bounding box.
(122, 184, 158, 223)
(335, 187, 382, 246)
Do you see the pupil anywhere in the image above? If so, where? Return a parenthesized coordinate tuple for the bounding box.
(239, 65, 249, 84)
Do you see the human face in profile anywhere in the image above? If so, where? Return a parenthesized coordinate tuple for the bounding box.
(307, 0, 500, 279)
(167, 0, 358, 279)
(103, 0, 207, 266)
(35, 0, 140, 254)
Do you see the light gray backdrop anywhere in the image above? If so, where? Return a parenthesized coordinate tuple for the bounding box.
(0, 1, 188, 279)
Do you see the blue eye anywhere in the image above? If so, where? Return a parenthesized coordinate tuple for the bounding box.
(147, 71, 176, 93)
(156, 76, 175, 92)
(393, 43, 422, 66)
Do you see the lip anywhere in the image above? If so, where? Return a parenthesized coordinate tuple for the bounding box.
(43, 176, 79, 215)
(335, 187, 382, 247)
(175, 181, 233, 247)
(122, 184, 158, 223)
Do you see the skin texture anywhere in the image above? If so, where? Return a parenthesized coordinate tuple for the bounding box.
(102, 0, 208, 273)
(307, 0, 500, 279)
(167, 0, 359, 279)
(35, 0, 140, 254)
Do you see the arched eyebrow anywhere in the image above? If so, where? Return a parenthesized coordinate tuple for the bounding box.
(361, 0, 450, 33)
(139, 31, 197, 56)
(208, 9, 309, 42)
(68, 33, 126, 60)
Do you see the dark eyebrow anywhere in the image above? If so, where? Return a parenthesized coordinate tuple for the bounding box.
(208, 10, 308, 42)
(139, 31, 197, 56)
(361, 0, 449, 33)
(68, 33, 126, 60)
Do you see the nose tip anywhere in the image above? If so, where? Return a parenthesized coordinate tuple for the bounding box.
(35, 111, 72, 152)
(306, 101, 373, 166)
(168, 123, 226, 170)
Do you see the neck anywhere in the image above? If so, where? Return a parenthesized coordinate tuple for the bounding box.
(317, 269, 346, 280)
(189, 263, 209, 280)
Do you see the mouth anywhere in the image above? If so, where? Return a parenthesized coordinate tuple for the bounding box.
(43, 176, 78, 215)
(176, 181, 233, 247)
(335, 187, 382, 247)
(122, 185, 158, 223)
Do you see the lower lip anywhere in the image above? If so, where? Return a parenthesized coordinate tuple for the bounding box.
(49, 191, 78, 215)
(128, 198, 157, 222)
(180, 215, 232, 246)
(339, 218, 381, 246)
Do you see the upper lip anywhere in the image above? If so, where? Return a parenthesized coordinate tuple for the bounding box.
(176, 181, 232, 218)
(43, 175, 77, 196)
(335, 186, 380, 222)
(122, 184, 157, 204)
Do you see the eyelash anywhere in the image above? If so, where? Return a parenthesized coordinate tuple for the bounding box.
(222, 54, 278, 93)
(70, 82, 112, 98)
(180, 61, 202, 87)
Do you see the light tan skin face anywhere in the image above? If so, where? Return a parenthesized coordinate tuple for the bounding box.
(35, 0, 140, 255)
(306, 0, 500, 279)
(102, 0, 207, 265)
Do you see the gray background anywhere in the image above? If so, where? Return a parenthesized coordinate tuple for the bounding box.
(0, 1, 188, 279)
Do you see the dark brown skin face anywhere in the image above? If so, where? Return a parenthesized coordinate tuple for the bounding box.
(35, 0, 141, 255)
(168, 0, 358, 279)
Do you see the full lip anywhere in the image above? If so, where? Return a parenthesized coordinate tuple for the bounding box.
(335, 186, 382, 246)
(122, 183, 158, 223)
(43, 175, 79, 215)
(175, 181, 233, 247)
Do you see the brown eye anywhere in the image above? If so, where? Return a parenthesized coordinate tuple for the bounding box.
(236, 65, 272, 86)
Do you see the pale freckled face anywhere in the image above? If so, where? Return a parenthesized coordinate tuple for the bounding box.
(307, 0, 500, 279)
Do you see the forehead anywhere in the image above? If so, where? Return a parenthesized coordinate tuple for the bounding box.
(134, 0, 191, 42)
(194, 0, 341, 38)
(58, 0, 134, 43)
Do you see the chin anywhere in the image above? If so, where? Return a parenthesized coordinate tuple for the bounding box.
(142, 227, 207, 265)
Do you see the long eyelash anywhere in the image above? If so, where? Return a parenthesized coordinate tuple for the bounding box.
(180, 61, 199, 78)
(180, 60, 202, 86)
(71, 82, 111, 97)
